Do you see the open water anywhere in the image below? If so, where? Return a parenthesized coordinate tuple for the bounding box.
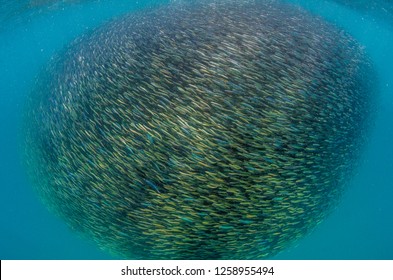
(0, 0, 392, 259)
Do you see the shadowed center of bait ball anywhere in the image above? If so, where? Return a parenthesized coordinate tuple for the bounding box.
(23, 0, 375, 259)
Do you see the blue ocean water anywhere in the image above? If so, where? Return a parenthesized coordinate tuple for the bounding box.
(0, 0, 392, 259)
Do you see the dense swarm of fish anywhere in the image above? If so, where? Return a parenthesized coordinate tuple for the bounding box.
(23, 0, 375, 259)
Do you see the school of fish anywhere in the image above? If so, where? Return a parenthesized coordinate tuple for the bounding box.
(23, 0, 376, 259)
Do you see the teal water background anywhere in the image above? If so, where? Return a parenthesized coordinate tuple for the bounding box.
(0, 0, 392, 259)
